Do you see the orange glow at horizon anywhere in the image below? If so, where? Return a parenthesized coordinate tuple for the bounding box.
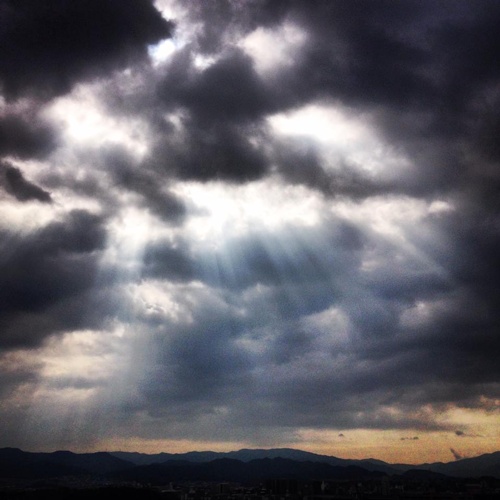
(81, 419, 500, 465)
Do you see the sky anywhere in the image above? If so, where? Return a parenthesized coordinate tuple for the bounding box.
(0, 0, 499, 465)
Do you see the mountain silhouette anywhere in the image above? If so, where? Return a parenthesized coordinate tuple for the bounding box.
(0, 447, 133, 479)
(1, 447, 499, 484)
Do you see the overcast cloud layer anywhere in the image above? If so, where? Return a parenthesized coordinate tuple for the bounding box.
(0, 0, 499, 462)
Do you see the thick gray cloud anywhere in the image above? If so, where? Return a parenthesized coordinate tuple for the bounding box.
(102, 147, 187, 222)
(0, 210, 107, 348)
(1, 163, 52, 203)
(144, 49, 273, 182)
(0, 0, 173, 100)
(0, 114, 58, 159)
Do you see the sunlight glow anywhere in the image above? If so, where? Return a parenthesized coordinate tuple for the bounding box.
(240, 22, 308, 75)
(268, 104, 413, 177)
(128, 280, 195, 325)
(148, 38, 178, 65)
(333, 195, 430, 241)
(173, 178, 323, 248)
(269, 104, 367, 144)
(0, 197, 55, 233)
(37, 329, 125, 393)
(103, 206, 158, 270)
(45, 85, 149, 157)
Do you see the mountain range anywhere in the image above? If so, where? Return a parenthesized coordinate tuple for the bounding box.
(1, 447, 499, 484)
(109, 447, 500, 478)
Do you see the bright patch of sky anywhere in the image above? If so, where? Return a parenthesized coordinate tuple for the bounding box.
(148, 38, 178, 65)
(173, 177, 323, 247)
(240, 22, 308, 75)
(44, 85, 150, 158)
(268, 103, 413, 178)
(0, 190, 55, 232)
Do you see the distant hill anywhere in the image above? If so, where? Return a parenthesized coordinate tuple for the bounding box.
(110, 447, 398, 475)
(1, 447, 499, 484)
(416, 451, 500, 478)
(109, 448, 500, 479)
(0, 447, 134, 479)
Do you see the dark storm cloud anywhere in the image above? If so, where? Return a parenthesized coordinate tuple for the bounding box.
(56, 0, 500, 202)
(128, 220, 456, 433)
(150, 49, 273, 182)
(153, 324, 249, 405)
(129, 293, 255, 430)
(102, 147, 186, 222)
(153, 121, 269, 182)
(159, 50, 273, 124)
(283, 0, 500, 198)
(270, 139, 330, 193)
(142, 240, 194, 281)
(237, 0, 500, 423)
(102, 44, 277, 182)
(176, 1, 500, 196)
(118, 0, 498, 207)
(178, 0, 288, 54)
(0, 358, 41, 399)
(70, 0, 500, 437)
(0, 0, 173, 101)
(1, 163, 52, 203)
(130, 196, 498, 435)
(388, 208, 500, 389)
(285, 1, 436, 108)
(0, 114, 58, 159)
(0, 210, 107, 348)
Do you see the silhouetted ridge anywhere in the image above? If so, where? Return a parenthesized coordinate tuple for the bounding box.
(0, 448, 134, 479)
(1, 448, 499, 483)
